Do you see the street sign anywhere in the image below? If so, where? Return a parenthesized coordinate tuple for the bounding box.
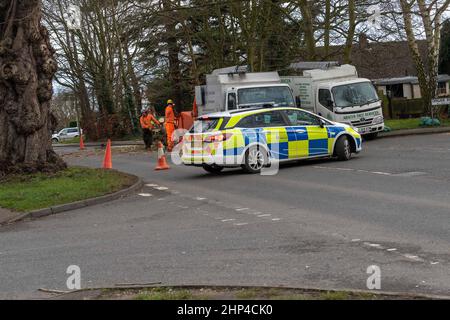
(432, 97, 450, 106)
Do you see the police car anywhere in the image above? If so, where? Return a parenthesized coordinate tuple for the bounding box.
(181, 107, 362, 174)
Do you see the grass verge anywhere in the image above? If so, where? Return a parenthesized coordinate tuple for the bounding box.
(385, 118, 450, 130)
(89, 287, 416, 301)
(0, 167, 136, 212)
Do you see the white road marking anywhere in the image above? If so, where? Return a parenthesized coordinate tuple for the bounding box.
(333, 167, 354, 171)
(403, 254, 424, 261)
(221, 219, 236, 222)
(271, 218, 281, 221)
(195, 197, 206, 201)
(138, 193, 153, 197)
(234, 223, 249, 226)
(154, 186, 169, 191)
(351, 239, 361, 242)
(314, 166, 396, 177)
(145, 184, 159, 187)
(372, 171, 391, 175)
(393, 171, 427, 177)
(387, 248, 397, 252)
(250, 211, 262, 215)
(430, 261, 440, 265)
(236, 208, 249, 211)
(258, 214, 272, 217)
(364, 242, 382, 248)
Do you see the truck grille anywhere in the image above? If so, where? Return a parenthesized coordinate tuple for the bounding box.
(351, 119, 373, 127)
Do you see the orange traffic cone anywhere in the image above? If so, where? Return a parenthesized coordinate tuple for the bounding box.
(155, 141, 170, 171)
(79, 134, 85, 150)
(103, 139, 112, 169)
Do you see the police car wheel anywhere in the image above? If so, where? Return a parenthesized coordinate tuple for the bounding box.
(52, 138, 58, 143)
(335, 136, 352, 161)
(243, 146, 267, 174)
(202, 164, 224, 174)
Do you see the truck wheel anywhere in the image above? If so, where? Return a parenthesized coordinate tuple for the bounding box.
(242, 146, 267, 174)
(202, 164, 224, 174)
(335, 136, 352, 161)
(364, 132, 378, 140)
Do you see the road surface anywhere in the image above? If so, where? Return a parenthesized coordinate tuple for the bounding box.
(1, 133, 449, 298)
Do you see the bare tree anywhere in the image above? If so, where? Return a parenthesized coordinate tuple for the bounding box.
(399, 0, 450, 114)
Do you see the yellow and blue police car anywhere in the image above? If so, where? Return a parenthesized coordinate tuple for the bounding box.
(181, 107, 362, 174)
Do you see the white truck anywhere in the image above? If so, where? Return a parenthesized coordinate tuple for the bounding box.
(281, 64, 384, 138)
(195, 66, 296, 115)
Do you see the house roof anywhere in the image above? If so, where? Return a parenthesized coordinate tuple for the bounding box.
(373, 74, 450, 86)
(293, 38, 429, 79)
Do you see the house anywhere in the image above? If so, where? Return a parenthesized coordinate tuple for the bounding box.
(373, 75, 450, 99)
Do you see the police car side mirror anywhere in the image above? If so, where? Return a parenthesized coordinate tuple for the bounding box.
(319, 119, 326, 128)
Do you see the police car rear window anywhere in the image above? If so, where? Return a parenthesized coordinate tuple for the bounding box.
(190, 118, 222, 133)
(236, 111, 286, 128)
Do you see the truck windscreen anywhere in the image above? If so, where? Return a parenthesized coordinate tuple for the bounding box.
(237, 86, 295, 108)
(332, 82, 379, 108)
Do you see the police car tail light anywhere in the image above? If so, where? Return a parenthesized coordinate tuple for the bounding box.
(204, 133, 233, 143)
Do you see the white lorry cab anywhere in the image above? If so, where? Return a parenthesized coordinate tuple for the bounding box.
(281, 64, 384, 139)
(195, 66, 297, 116)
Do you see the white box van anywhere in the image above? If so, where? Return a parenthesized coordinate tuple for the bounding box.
(281, 65, 384, 138)
(195, 66, 297, 116)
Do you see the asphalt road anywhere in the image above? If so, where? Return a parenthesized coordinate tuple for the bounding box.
(1, 133, 449, 299)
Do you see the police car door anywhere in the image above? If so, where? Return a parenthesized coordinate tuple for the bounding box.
(257, 111, 289, 160)
(282, 109, 329, 157)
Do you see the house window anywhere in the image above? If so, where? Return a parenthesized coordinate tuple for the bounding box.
(386, 84, 404, 98)
(437, 82, 447, 96)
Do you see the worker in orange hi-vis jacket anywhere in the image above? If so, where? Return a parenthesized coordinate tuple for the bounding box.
(165, 99, 176, 152)
(140, 108, 161, 150)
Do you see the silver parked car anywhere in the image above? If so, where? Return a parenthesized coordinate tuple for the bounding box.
(52, 127, 81, 143)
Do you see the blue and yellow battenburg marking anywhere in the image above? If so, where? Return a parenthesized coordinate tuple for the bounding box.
(183, 124, 361, 164)
(220, 126, 360, 160)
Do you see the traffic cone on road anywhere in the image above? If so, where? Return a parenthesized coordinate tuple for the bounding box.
(102, 139, 112, 169)
(79, 134, 85, 150)
(155, 141, 170, 171)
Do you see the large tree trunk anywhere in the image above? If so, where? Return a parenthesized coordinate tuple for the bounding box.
(298, 0, 316, 60)
(162, 0, 182, 111)
(0, 0, 66, 177)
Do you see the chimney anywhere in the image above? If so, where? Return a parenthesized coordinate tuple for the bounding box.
(359, 33, 368, 50)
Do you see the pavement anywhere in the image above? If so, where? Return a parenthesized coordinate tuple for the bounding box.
(1, 133, 449, 299)
(0, 208, 18, 225)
